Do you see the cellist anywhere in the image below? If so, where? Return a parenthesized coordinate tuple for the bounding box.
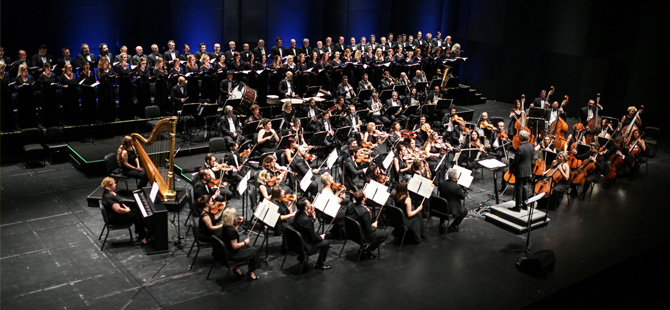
(539, 151, 570, 211)
(626, 129, 646, 179)
(569, 142, 610, 200)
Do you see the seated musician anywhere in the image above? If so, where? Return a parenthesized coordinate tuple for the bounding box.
(450, 120, 469, 149)
(388, 121, 405, 147)
(564, 123, 587, 152)
(627, 129, 646, 179)
(256, 170, 273, 201)
(257, 118, 280, 155)
(222, 142, 245, 191)
(443, 108, 459, 135)
(569, 142, 610, 200)
(478, 112, 494, 144)
(270, 186, 296, 236)
(344, 146, 368, 191)
(393, 182, 427, 243)
(545, 101, 567, 131)
(246, 104, 263, 124)
(194, 167, 231, 202)
(116, 136, 149, 188)
(101, 177, 148, 245)
(357, 73, 374, 93)
(283, 118, 308, 146)
(384, 91, 407, 123)
(280, 101, 295, 129)
(489, 121, 510, 160)
(606, 136, 634, 182)
(303, 98, 322, 132)
(407, 87, 421, 106)
(580, 98, 603, 128)
(195, 194, 224, 242)
(346, 190, 389, 259)
(218, 70, 238, 104)
(438, 170, 467, 234)
(292, 198, 332, 270)
(220, 207, 261, 280)
(202, 153, 234, 198)
(621, 106, 642, 133)
(460, 130, 487, 170)
(535, 136, 557, 153)
(219, 105, 242, 146)
(424, 130, 448, 171)
(337, 75, 357, 105)
(539, 151, 570, 211)
(428, 85, 442, 104)
(341, 104, 362, 134)
(362, 122, 387, 148)
(393, 144, 414, 183)
(278, 71, 297, 99)
(366, 92, 390, 126)
(412, 115, 429, 144)
(379, 70, 395, 91)
(288, 145, 320, 200)
(595, 118, 614, 139)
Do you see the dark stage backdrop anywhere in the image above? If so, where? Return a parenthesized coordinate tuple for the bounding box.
(1, 0, 664, 129)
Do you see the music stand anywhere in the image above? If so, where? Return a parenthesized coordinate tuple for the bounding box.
(310, 131, 328, 145)
(335, 126, 351, 141)
(179, 103, 201, 144)
(527, 117, 545, 134)
(358, 89, 373, 101)
(243, 120, 260, 136)
(404, 105, 420, 117)
(477, 158, 507, 204)
(444, 76, 459, 88)
(380, 89, 393, 102)
(436, 99, 452, 111)
(429, 79, 441, 89)
(421, 103, 437, 117)
(576, 143, 590, 156)
(304, 86, 321, 98)
(415, 81, 427, 93)
(270, 118, 284, 131)
(199, 104, 219, 139)
(226, 98, 242, 112)
(529, 107, 546, 118)
(277, 134, 295, 150)
(597, 136, 611, 148)
(393, 85, 408, 96)
(384, 106, 401, 118)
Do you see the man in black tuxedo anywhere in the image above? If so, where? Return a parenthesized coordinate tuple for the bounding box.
(56, 48, 75, 75)
(194, 43, 208, 65)
(218, 71, 238, 104)
(75, 43, 96, 69)
(222, 141, 245, 191)
(223, 41, 236, 63)
(335, 36, 346, 54)
(289, 146, 320, 199)
(147, 44, 163, 68)
(323, 37, 334, 57)
(347, 190, 389, 258)
(210, 43, 223, 62)
(10, 50, 30, 77)
(292, 198, 331, 270)
(344, 146, 367, 191)
(97, 43, 113, 66)
(199, 155, 235, 200)
(385, 91, 406, 123)
(0, 46, 11, 66)
(278, 71, 296, 98)
(545, 101, 567, 130)
(532, 90, 548, 109)
(219, 105, 242, 146)
(131, 46, 144, 66)
(31, 44, 53, 73)
(368, 34, 380, 51)
(286, 39, 300, 58)
(438, 169, 467, 233)
(579, 98, 603, 127)
(271, 37, 285, 59)
(337, 75, 356, 105)
(240, 43, 253, 63)
(300, 38, 312, 60)
(171, 76, 189, 112)
(253, 39, 267, 61)
(509, 130, 534, 212)
(193, 168, 226, 201)
(163, 40, 180, 67)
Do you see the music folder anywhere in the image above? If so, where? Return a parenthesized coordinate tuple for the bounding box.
(363, 180, 391, 206)
(254, 199, 280, 228)
(312, 193, 341, 218)
(407, 174, 434, 198)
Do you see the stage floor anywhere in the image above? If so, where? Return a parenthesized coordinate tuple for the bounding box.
(2, 101, 669, 310)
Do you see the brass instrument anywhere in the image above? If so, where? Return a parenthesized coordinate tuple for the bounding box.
(131, 117, 178, 201)
(440, 65, 452, 89)
(369, 100, 383, 114)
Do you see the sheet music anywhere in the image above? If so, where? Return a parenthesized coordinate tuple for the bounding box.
(254, 199, 280, 228)
(382, 152, 394, 170)
(407, 174, 422, 194)
(525, 193, 545, 204)
(363, 180, 391, 205)
(458, 175, 474, 188)
(478, 158, 506, 169)
(134, 192, 149, 217)
(326, 149, 338, 169)
(408, 174, 433, 198)
(150, 182, 159, 203)
(300, 169, 313, 192)
(312, 193, 340, 218)
(237, 171, 250, 195)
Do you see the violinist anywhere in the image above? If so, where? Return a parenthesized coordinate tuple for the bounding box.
(220, 207, 261, 281)
(257, 118, 280, 155)
(442, 108, 459, 134)
(489, 121, 510, 160)
(292, 198, 331, 270)
(569, 143, 610, 200)
(580, 98, 603, 128)
(303, 98, 322, 131)
(388, 121, 405, 146)
(539, 151, 570, 211)
(363, 122, 387, 147)
(477, 112, 495, 144)
(450, 120, 469, 148)
(413, 115, 429, 144)
(270, 186, 297, 236)
(194, 166, 231, 202)
(345, 146, 368, 191)
(196, 194, 225, 242)
(256, 170, 273, 201)
(393, 182, 427, 243)
(424, 131, 448, 171)
(459, 130, 486, 170)
(393, 144, 414, 183)
(290, 145, 320, 200)
(347, 190, 389, 259)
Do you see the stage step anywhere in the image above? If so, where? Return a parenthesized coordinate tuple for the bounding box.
(485, 201, 550, 233)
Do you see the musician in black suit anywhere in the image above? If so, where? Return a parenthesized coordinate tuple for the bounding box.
(292, 198, 331, 270)
(31, 44, 53, 73)
(579, 98, 603, 128)
(509, 130, 534, 212)
(76, 43, 96, 69)
(545, 101, 567, 129)
(200, 154, 234, 200)
(337, 75, 356, 105)
(286, 39, 300, 58)
(240, 43, 253, 63)
(347, 190, 389, 258)
(289, 145, 320, 200)
(344, 146, 367, 191)
(163, 40, 180, 66)
(131, 46, 144, 66)
(385, 91, 407, 123)
(300, 38, 313, 60)
(278, 71, 297, 98)
(218, 70, 238, 104)
(438, 169, 467, 233)
(271, 37, 285, 59)
(194, 43, 208, 66)
(97, 43, 113, 67)
(253, 39, 267, 61)
(146, 44, 163, 68)
(171, 76, 189, 112)
(219, 105, 242, 146)
(532, 90, 549, 109)
(56, 48, 75, 75)
(210, 43, 224, 62)
(222, 141, 245, 190)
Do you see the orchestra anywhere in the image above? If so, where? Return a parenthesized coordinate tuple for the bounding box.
(6, 34, 653, 277)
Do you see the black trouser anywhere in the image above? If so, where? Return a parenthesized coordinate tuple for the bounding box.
(109, 208, 147, 239)
(124, 169, 149, 188)
(230, 245, 261, 273)
(365, 229, 390, 252)
(514, 176, 530, 209)
(303, 239, 330, 265)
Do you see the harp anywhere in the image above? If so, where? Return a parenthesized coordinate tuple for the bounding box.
(131, 116, 178, 201)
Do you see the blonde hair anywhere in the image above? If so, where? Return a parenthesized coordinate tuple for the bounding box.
(101, 177, 115, 191)
(320, 172, 332, 185)
(17, 64, 27, 77)
(367, 122, 376, 132)
(97, 57, 109, 70)
(627, 106, 637, 113)
(116, 136, 133, 167)
(257, 170, 269, 185)
(221, 207, 237, 226)
(282, 101, 292, 113)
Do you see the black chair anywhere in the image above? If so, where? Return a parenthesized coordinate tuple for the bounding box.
(208, 137, 227, 153)
(104, 153, 138, 192)
(98, 201, 133, 250)
(384, 205, 410, 251)
(280, 226, 310, 280)
(206, 235, 247, 283)
(21, 128, 46, 167)
(644, 126, 660, 158)
(44, 126, 69, 163)
(145, 105, 161, 128)
(429, 196, 450, 236)
(339, 216, 380, 266)
(187, 214, 212, 270)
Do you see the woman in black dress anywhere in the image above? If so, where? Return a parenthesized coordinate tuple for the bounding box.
(199, 54, 216, 102)
(60, 63, 79, 125)
(184, 55, 200, 102)
(14, 64, 37, 128)
(135, 57, 151, 116)
(37, 63, 60, 127)
(101, 177, 148, 245)
(169, 57, 183, 88)
(153, 58, 169, 115)
(115, 53, 134, 120)
(393, 182, 426, 243)
(97, 57, 116, 122)
(256, 118, 279, 155)
(220, 207, 261, 280)
(79, 61, 98, 124)
(116, 136, 149, 187)
(196, 194, 224, 242)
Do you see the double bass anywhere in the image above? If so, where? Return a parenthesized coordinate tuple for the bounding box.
(621, 105, 644, 142)
(512, 95, 530, 149)
(586, 93, 601, 132)
(549, 95, 569, 150)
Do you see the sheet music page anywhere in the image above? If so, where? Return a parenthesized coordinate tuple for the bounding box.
(326, 149, 338, 169)
(478, 158, 506, 169)
(254, 199, 270, 219)
(451, 165, 472, 178)
(300, 169, 313, 192)
(91, 81, 100, 87)
(417, 178, 434, 198)
(363, 182, 378, 200)
(150, 182, 160, 202)
(382, 152, 394, 170)
(262, 202, 280, 228)
(458, 174, 474, 188)
(323, 199, 341, 218)
(237, 171, 250, 195)
(312, 193, 329, 212)
(78, 79, 85, 85)
(373, 190, 391, 205)
(407, 174, 422, 194)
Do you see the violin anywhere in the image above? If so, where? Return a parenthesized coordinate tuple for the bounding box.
(378, 173, 389, 184)
(207, 178, 228, 189)
(240, 148, 251, 159)
(305, 204, 316, 220)
(400, 129, 416, 139)
(211, 201, 225, 213)
(331, 182, 345, 191)
(497, 129, 509, 140)
(282, 193, 296, 203)
(360, 141, 374, 149)
(304, 153, 316, 161)
(480, 120, 495, 131)
(451, 114, 464, 124)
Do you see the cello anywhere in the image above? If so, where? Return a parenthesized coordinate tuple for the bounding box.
(549, 95, 569, 150)
(534, 165, 563, 196)
(570, 156, 597, 186)
(512, 96, 530, 149)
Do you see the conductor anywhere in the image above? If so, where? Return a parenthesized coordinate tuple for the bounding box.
(508, 130, 534, 212)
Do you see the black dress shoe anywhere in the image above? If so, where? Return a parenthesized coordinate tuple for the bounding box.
(447, 225, 459, 233)
(508, 207, 521, 212)
(314, 263, 331, 270)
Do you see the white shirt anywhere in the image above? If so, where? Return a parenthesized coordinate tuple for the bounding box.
(227, 116, 236, 133)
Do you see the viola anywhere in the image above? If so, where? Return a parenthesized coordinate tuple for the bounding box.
(378, 173, 389, 184)
(331, 182, 345, 191)
(480, 120, 495, 131)
(305, 205, 316, 220)
(497, 129, 509, 140)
